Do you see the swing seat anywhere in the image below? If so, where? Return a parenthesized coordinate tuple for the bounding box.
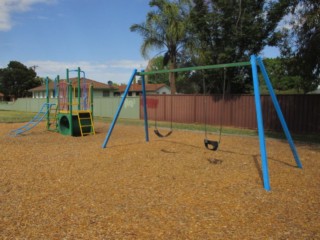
(204, 139, 219, 151)
(154, 129, 172, 138)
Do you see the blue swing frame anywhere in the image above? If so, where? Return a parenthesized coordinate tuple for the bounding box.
(102, 55, 302, 191)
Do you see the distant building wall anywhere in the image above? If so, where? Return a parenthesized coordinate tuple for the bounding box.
(155, 86, 171, 94)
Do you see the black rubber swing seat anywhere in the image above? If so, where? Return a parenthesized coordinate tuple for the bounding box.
(154, 129, 172, 138)
(204, 139, 219, 151)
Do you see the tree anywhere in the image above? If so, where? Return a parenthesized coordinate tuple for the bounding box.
(186, 0, 295, 94)
(259, 58, 302, 92)
(130, 0, 192, 94)
(145, 56, 170, 85)
(0, 61, 41, 100)
(278, 0, 320, 93)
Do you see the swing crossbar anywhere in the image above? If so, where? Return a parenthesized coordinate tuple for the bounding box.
(136, 61, 251, 76)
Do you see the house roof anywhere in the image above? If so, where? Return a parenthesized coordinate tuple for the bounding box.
(29, 78, 115, 91)
(117, 83, 169, 93)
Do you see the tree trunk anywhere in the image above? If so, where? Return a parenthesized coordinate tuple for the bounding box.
(169, 57, 177, 94)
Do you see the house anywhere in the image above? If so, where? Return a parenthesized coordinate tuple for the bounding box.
(115, 83, 171, 97)
(29, 78, 117, 98)
(0, 92, 4, 101)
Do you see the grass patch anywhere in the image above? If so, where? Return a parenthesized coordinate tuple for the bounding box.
(0, 110, 37, 123)
(1, 111, 318, 144)
(94, 116, 320, 144)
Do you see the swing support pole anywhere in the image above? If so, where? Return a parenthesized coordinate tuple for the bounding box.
(102, 69, 138, 148)
(251, 55, 270, 191)
(257, 57, 302, 168)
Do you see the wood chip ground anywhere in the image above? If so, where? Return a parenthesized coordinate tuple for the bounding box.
(1, 122, 319, 239)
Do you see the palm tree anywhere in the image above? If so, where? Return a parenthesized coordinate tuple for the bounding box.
(130, 0, 191, 94)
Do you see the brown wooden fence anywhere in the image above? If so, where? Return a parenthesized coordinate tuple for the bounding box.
(140, 94, 320, 134)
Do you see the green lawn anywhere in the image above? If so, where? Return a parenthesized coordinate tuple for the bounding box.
(95, 116, 320, 144)
(0, 110, 38, 123)
(1, 110, 319, 143)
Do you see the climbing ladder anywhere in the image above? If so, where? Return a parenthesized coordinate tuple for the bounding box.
(9, 103, 56, 136)
(48, 105, 59, 131)
(77, 111, 95, 136)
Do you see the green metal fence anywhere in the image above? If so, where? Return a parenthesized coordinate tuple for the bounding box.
(0, 97, 140, 119)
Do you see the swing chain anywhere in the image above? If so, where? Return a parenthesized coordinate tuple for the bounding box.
(154, 73, 173, 138)
(203, 68, 226, 151)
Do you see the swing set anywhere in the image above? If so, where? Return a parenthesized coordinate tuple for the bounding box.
(153, 93, 173, 138)
(202, 67, 226, 151)
(101, 55, 303, 191)
(151, 68, 225, 149)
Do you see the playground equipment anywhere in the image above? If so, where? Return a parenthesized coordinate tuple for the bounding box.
(153, 95, 173, 138)
(10, 67, 95, 137)
(101, 55, 303, 191)
(50, 67, 95, 136)
(9, 102, 56, 136)
(203, 68, 226, 151)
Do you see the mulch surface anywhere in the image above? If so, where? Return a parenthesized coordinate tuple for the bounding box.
(1, 122, 319, 239)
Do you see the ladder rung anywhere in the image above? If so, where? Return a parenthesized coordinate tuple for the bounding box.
(81, 125, 93, 128)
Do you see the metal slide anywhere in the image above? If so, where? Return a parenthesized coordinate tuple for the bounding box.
(9, 103, 56, 136)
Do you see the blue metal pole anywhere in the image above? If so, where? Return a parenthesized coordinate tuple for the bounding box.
(250, 55, 271, 191)
(141, 70, 149, 142)
(102, 69, 138, 148)
(257, 57, 302, 168)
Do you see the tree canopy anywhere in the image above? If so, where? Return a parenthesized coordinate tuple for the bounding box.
(184, 0, 297, 93)
(145, 56, 170, 85)
(132, 0, 319, 94)
(0, 61, 41, 100)
(130, 0, 192, 94)
(278, 0, 320, 93)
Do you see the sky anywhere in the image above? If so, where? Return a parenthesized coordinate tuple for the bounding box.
(0, 0, 280, 84)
